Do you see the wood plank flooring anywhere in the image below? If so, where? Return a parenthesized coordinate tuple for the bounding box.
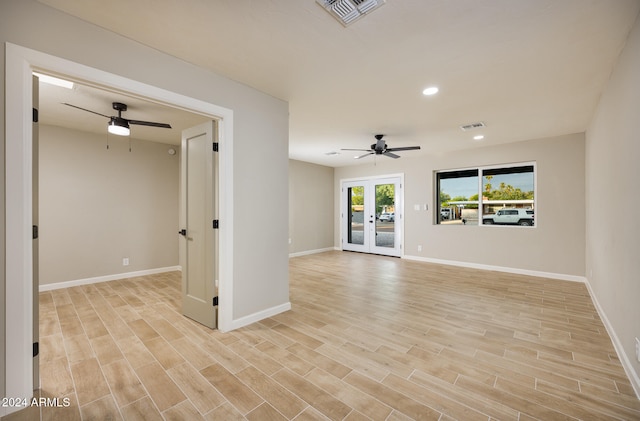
(4, 250, 639, 420)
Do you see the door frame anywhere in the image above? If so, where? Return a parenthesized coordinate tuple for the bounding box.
(4, 43, 235, 406)
(340, 173, 405, 257)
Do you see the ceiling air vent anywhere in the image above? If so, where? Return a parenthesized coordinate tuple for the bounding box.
(460, 121, 486, 131)
(316, 0, 386, 26)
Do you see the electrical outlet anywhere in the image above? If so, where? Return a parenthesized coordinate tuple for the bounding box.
(417, 245, 422, 252)
(635, 337, 640, 363)
(122, 257, 129, 266)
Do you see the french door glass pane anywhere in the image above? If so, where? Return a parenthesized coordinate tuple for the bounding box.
(347, 186, 364, 245)
(375, 183, 395, 248)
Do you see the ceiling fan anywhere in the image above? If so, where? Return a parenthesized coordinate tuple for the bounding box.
(342, 134, 421, 159)
(63, 101, 172, 136)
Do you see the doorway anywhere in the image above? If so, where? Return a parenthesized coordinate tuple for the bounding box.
(341, 176, 403, 257)
(4, 43, 234, 403)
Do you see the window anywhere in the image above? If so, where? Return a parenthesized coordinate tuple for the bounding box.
(436, 163, 535, 227)
(436, 169, 479, 225)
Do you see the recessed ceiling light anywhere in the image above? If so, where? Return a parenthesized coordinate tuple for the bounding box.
(422, 86, 439, 96)
(473, 135, 484, 140)
(33, 72, 74, 89)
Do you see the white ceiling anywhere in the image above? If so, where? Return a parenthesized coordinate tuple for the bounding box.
(36, 0, 640, 166)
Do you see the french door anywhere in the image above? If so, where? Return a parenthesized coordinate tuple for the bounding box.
(342, 176, 402, 257)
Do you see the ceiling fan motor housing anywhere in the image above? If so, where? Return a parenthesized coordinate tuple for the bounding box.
(110, 116, 130, 128)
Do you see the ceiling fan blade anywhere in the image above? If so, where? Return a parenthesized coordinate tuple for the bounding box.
(385, 146, 421, 152)
(384, 152, 401, 159)
(127, 119, 172, 129)
(63, 103, 111, 118)
(355, 152, 374, 159)
(341, 148, 372, 152)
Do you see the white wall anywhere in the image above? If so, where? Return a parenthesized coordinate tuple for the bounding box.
(39, 125, 180, 286)
(335, 133, 586, 278)
(586, 14, 640, 394)
(289, 160, 335, 255)
(1, 0, 289, 407)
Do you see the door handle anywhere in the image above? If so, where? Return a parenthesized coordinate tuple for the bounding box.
(178, 229, 187, 236)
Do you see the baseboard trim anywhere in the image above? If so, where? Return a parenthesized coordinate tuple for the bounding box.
(289, 247, 337, 258)
(225, 302, 292, 332)
(402, 255, 587, 283)
(583, 279, 640, 399)
(39, 266, 182, 292)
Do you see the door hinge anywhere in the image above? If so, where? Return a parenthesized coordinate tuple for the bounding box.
(213, 142, 219, 152)
(33, 108, 39, 123)
(33, 342, 39, 357)
(213, 220, 219, 229)
(33, 225, 39, 240)
(212, 296, 219, 306)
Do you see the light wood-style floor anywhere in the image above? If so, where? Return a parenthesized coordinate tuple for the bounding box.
(4, 251, 640, 420)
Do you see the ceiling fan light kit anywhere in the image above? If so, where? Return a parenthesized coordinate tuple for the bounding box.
(316, 0, 385, 26)
(108, 116, 130, 136)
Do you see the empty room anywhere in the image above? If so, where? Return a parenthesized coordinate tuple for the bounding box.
(2, 0, 640, 420)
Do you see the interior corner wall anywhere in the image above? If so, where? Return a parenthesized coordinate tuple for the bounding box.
(38, 125, 180, 286)
(585, 13, 640, 394)
(334, 132, 586, 278)
(289, 159, 335, 255)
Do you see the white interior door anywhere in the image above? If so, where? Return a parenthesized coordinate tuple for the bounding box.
(342, 176, 402, 257)
(180, 121, 218, 329)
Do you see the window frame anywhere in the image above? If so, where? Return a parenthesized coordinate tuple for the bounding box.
(435, 162, 536, 227)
